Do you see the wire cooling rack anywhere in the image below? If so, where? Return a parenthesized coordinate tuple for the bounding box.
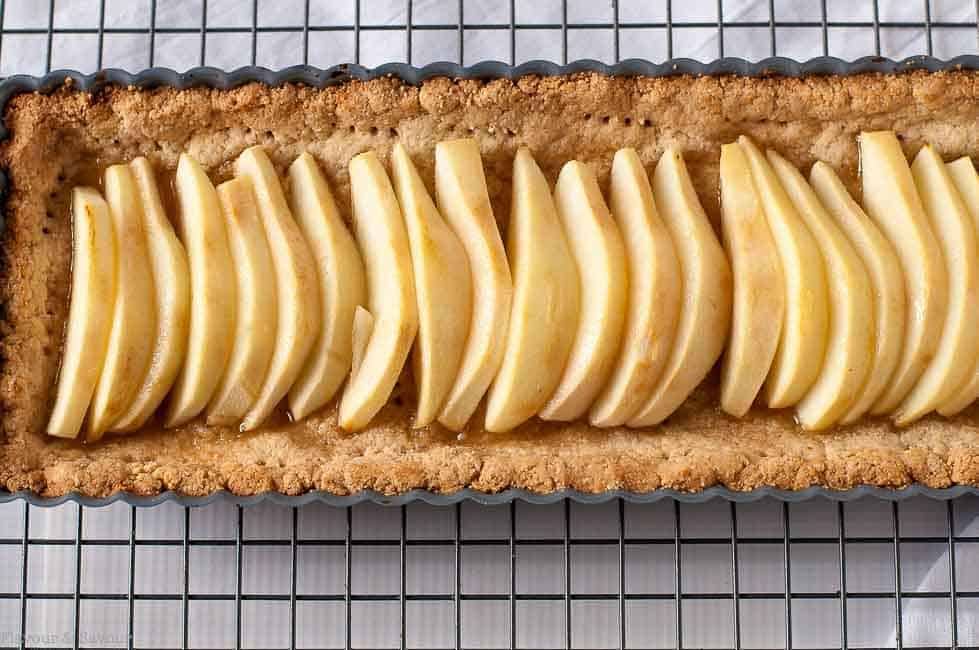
(3, 1, 979, 649)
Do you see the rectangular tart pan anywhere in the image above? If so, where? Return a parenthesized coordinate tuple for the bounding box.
(2, 55, 978, 507)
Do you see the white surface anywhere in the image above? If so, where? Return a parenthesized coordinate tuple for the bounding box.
(2, 1, 979, 648)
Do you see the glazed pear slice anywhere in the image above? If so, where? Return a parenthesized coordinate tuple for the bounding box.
(47, 188, 116, 439)
(539, 160, 627, 421)
(809, 163, 907, 424)
(589, 147, 681, 427)
(206, 178, 278, 426)
(939, 157, 979, 416)
(738, 136, 829, 408)
(286, 153, 367, 421)
(484, 147, 580, 433)
(859, 131, 949, 415)
(339, 151, 419, 431)
(896, 147, 979, 423)
(87, 165, 157, 441)
(768, 150, 874, 430)
(717, 143, 784, 418)
(391, 143, 473, 427)
(165, 154, 236, 428)
(235, 146, 321, 431)
(435, 139, 514, 431)
(627, 149, 732, 428)
(111, 158, 191, 432)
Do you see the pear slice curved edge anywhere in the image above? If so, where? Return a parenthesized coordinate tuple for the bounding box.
(87, 165, 157, 441)
(235, 146, 322, 431)
(738, 136, 829, 409)
(768, 150, 873, 430)
(890, 146, 979, 425)
(165, 154, 236, 428)
(539, 160, 628, 422)
(809, 162, 906, 425)
(47, 187, 117, 439)
(391, 143, 473, 428)
(627, 148, 732, 428)
(859, 131, 949, 415)
(716, 143, 784, 418)
(287, 153, 367, 422)
(939, 157, 979, 416)
(111, 158, 191, 432)
(339, 151, 419, 432)
(205, 177, 278, 426)
(589, 147, 682, 427)
(435, 138, 514, 431)
(484, 147, 580, 433)
(350, 305, 374, 381)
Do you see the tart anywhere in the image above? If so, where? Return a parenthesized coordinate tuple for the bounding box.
(3, 70, 979, 498)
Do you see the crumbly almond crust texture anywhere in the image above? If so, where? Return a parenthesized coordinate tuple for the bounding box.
(3, 71, 979, 498)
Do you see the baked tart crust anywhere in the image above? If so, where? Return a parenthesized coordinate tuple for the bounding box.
(4, 71, 979, 498)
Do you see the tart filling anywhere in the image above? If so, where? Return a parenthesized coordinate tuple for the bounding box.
(47, 131, 979, 437)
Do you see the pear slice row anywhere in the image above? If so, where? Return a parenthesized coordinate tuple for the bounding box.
(722, 132, 979, 430)
(48, 135, 979, 440)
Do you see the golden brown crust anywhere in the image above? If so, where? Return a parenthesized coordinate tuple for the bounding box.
(4, 71, 979, 498)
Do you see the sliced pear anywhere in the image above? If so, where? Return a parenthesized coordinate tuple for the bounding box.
(898, 148, 978, 422)
(350, 305, 374, 380)
(859, 131, 949, 414)
(716, 143, 784, 418)
(939, 157, 979, 416)
(538, 160, 627, 421)
(484, 147, 580, 433)
(627, 149, 732, 428)
(286, 153, 367, 421)
(391, 143, 473, 427)
(111, 158, 191, 432)
(234, 146, 322, 431)
(737, 136, 829, 408)
(86, 165, 157, 441)
(165, 154, 236, 428)
(47, 188, 116, 439)
(339, 151, 419, 431)
(205, 177, 278, 426)
(434, 139, 514, 431)
(809, 162, 906, 424)
(590, 148, 682, 427)
(768, 150, 874, 430)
